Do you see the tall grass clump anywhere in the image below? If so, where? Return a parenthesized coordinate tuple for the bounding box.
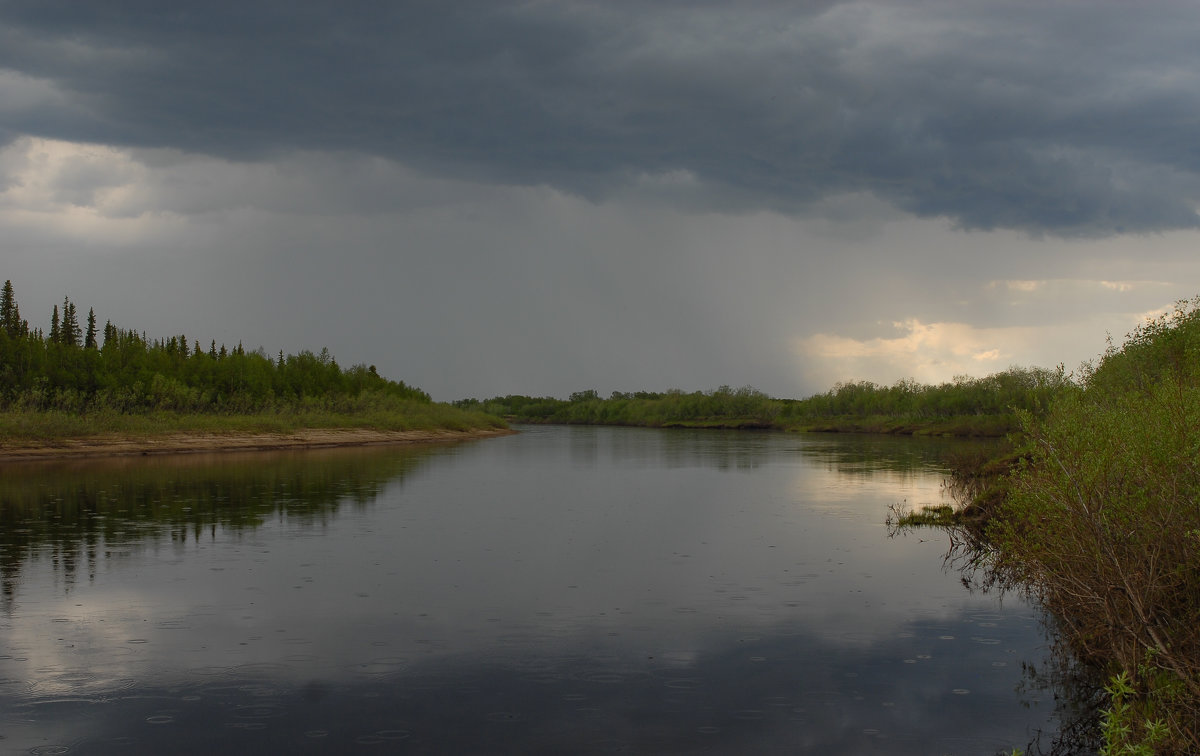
(986, 299, 1200, 752)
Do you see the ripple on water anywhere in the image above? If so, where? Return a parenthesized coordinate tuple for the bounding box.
(352, 729, 415, 748)
(356, 657, 410, 677)
(188, 666, 234, 677)
(26, 697, 103, 711)
(233, 703, 286, 719)
(375, 730, 412, 740)
(520, 673, 562, 685)
(230, 663, 290, 677)
(34, 670, 96, 686)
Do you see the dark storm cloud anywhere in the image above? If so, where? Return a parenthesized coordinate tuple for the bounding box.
(1, 0, 1198, 234)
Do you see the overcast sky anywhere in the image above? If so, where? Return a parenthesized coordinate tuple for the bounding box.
(3, 1, 1200, 400)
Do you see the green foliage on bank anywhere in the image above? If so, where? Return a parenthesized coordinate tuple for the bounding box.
(0, 280, 504, 440)
(982, 299, 1200, 753)
(456, 366, 1071, 437)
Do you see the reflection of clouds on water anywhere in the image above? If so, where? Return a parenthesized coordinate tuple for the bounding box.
(0, 427, 1057, 753)
(787, 458, 947, 508)
(0, 607, 1056, 755)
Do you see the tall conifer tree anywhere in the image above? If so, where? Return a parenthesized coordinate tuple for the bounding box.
(60, 297, 80, 346)
(85, 308, 98, 349)
(0, 280, 21, 337)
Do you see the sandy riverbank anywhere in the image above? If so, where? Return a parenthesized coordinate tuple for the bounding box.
(0, 427, 516, 462)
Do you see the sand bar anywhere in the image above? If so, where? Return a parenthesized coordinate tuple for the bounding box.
(0, 427, 516, 462)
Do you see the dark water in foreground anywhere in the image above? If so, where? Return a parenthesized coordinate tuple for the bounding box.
(0, 426, 1061, 754)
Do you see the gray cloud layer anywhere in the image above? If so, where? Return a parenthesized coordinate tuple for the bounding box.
(3, 0, 1199, 235)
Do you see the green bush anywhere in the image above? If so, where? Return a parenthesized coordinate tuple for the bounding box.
(987, 300, 1200, 752)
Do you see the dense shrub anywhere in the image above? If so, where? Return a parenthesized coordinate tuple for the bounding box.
(988, 299, 1200, 752)
(462, 368, 1070, 435)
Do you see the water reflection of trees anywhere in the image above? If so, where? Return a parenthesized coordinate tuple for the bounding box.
(796, 435, 1000, 484)
(566, 425, 993, 475)
(0, 446, 439, 608)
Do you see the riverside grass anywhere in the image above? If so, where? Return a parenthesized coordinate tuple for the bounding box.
(0, 397, 506, 448)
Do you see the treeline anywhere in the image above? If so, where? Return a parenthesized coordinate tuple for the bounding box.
(0, 279, 430, 414)
(455, 366, 1071, 436)
(976, 299, 1200, 753)
(455, 386, 780, 428)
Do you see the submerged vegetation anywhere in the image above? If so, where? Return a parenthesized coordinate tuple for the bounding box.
(0, 280, 504, 443)
(456, 366, 1070, 437)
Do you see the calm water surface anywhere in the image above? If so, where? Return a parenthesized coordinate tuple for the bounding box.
(0, 426, 1061, 754)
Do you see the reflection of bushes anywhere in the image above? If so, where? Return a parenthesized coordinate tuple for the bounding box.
(984, 300, 1200, 753)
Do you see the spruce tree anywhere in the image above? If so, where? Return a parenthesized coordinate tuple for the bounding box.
(0, 280, 20, 337)
(85, 308, 98, 349)
(49, 305, 60, 344)
(60, 297, 80, 347)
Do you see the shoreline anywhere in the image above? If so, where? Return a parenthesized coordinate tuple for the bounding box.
(0, 426, 516, 462)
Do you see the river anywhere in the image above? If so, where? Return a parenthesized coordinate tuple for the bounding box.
(0, 425, 1065, 754)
